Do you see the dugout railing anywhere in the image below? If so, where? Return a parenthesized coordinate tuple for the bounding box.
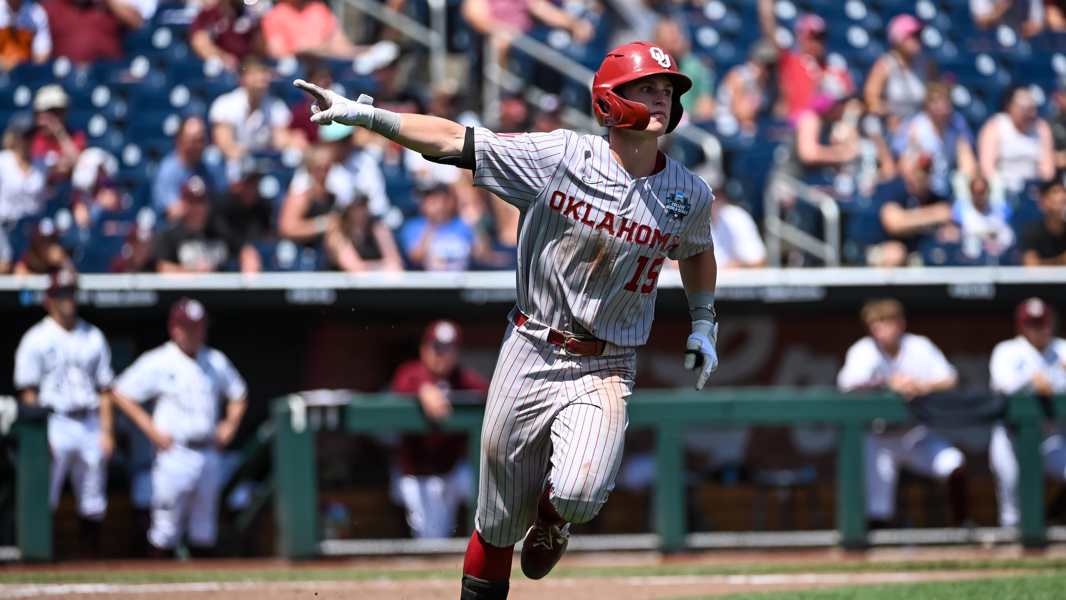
(269, 389, 1066, 559)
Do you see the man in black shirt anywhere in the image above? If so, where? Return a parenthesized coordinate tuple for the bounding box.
(153, 177, 231, 273)
(870, 153, 954, 266)
(1022, 179, 1066, 266)
(212, 161, 273, 273)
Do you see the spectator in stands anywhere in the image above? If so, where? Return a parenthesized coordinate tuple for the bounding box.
(0, 226, 11, 273)
(1021, 179, 1066, 265)
(153, 116, 226, 219)
(716, 39, 781, 137)
(988, 298, 1066, 528)
(70, 147, 120, 229)
(209, 55, 303, 181)
(954, 174, 1015, 264)
(400, 183, 502, 271)
(837, 298, 968, 528)
(0, 113, 47, 227)
(189, 0, 265, 72)
(211, 160, 273, 274)
(327, 193, 404, 273)
(288, 59, 332, 146)
(711, 190, 767, 269)
(0, 0, 51, 70)
(318, 122, 391, 218)
(390, 320, 487, 538)
(653, 18, 714, 123)
(153, 177, 232, 273)
(279, 144, 350, 251)
(971, 0, 1044, 36)
(261, 0, 398, 68)
(31, 85, 84, 182)
(864, 14, 936, 138)
(895, 82, 978, 198)
(1050, 78, 1066, 172)
(14, 218, 72, 274)
(42, 0, 155, 63)
(461, 0, 594, 67)
(109, 210, 155, 273)
(871, 153, 953, 267)
(1049, 0, 1066, 30)
(758, 0, 853, 122)
(978, 86, 1055, 196)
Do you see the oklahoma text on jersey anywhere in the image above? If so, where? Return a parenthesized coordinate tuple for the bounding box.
(547, 190, 682, 253)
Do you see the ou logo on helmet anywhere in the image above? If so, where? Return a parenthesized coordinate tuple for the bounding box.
(649, 46, 672, 69)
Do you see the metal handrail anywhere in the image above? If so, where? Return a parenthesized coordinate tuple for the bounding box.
(764, 171, 841, 267)
(338, 0, 447, 85)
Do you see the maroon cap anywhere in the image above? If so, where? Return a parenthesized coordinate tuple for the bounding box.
(1015, 298, 1055, 330)
(181, 176, 208, 202)
(46, 268, 78, 296)
(423, 319, 461, 349)
(169, 297, 208, 330)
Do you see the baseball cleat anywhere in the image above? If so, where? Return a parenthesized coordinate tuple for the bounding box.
(520, 520, 571, 580)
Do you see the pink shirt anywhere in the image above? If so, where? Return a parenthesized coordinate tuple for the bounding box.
(261, 1, 337, 58)
(488, 0, 532, 32)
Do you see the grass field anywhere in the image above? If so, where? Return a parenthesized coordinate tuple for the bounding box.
(2, 548, 1066, 599)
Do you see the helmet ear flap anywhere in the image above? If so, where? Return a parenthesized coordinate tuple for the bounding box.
(666, 97, 684, 133)
(593, 89, 651, 130)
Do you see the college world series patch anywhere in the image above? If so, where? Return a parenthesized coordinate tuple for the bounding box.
(663, 192, 691, 220)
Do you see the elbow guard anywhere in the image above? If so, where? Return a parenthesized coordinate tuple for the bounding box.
(422, 127, 475, 171)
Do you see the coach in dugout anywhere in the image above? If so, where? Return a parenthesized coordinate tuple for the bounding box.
(988, 298, 1066, 527)
(837, 298, 969, 528)
(14, 269, 115, 557)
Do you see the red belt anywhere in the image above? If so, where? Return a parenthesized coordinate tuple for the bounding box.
(512, 311, 607, 357)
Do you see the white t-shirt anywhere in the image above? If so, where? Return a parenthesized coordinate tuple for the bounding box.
(0, 150, 47, 224)
(208, 88, 291, 153)
(0, 0, 51, 58)
(115, 341, 246, 444)
(990, 336, 1066, 395)
(837, 333, 957, 391)
(712, 204, 766, 267)
(14, 317, 114, 412)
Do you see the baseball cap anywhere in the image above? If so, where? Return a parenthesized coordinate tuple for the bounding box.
(1015, 298, 1055, 329)
(169, 297, 208, 330)
(46, 268, 78, 297)
(181, 175, 209, 202)
(888, 14, 923, 46)
(33, 85, 69, 112)
(423, 320, 461, 350)
(795, 14, 827, 38)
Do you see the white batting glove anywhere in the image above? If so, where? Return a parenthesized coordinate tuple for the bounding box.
(293, 79, 375, 127)
(684, 319, 719, 391)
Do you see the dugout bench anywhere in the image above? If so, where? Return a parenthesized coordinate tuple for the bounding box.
(271, 389, 1066, 558)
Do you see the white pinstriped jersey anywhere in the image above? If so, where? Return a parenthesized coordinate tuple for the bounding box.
(14, 317, 113, 412)
(473, 127, 714, 347)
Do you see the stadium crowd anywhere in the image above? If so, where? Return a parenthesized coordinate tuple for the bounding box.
(0, 0, 1064, 273)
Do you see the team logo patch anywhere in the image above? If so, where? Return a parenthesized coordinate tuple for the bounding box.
(663, 192, 691, 220)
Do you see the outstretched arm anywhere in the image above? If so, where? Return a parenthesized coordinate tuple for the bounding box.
(293, 80, 466, 157)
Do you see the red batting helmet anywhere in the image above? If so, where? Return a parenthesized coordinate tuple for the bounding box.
(592, 41, 692, 133)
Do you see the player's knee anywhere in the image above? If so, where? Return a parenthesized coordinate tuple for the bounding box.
(549, 492, 605, 525)
(935, 448, 965, 479)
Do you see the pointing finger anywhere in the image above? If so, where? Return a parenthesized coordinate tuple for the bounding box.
(293, 79, 328, 103)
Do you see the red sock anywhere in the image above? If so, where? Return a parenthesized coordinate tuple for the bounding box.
(462, 530, 514, 581)
(538, 486, 565, 526)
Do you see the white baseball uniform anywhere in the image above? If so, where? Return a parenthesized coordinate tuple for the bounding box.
(14, 317, 113, 520)
(471, 127, 714, 545)
(837, 333, 964, 521)
(988, 335, 1066, 527)
(114, 341, 246, 549)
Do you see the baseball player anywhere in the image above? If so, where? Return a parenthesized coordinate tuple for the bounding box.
(109, 298, 247, 557)
(295, 40, 719, 600)
(988, 298, 1066, 527)
(837, 298, 969, 527)
(14, 268, 114, 555)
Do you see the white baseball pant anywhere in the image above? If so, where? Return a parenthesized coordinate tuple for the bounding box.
(48, 413, 107, 520)
(865, 426, 965, 521)
(476, 322, 634, 547)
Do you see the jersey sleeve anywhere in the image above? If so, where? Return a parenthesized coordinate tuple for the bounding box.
(668, 177, 715, 260)
(115, 354, 160, 403)
(93, 330, 115, 390)
(836, 340, 878, 391)
(13, 332, 42, 390)
(472, 128, 570, 209)
(919, 337, 957, 383)
(989, 342, 1028, 395)
(215, 352, 248, 402)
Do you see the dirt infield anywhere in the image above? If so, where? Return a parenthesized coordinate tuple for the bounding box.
(2, 546, 1065, 600)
